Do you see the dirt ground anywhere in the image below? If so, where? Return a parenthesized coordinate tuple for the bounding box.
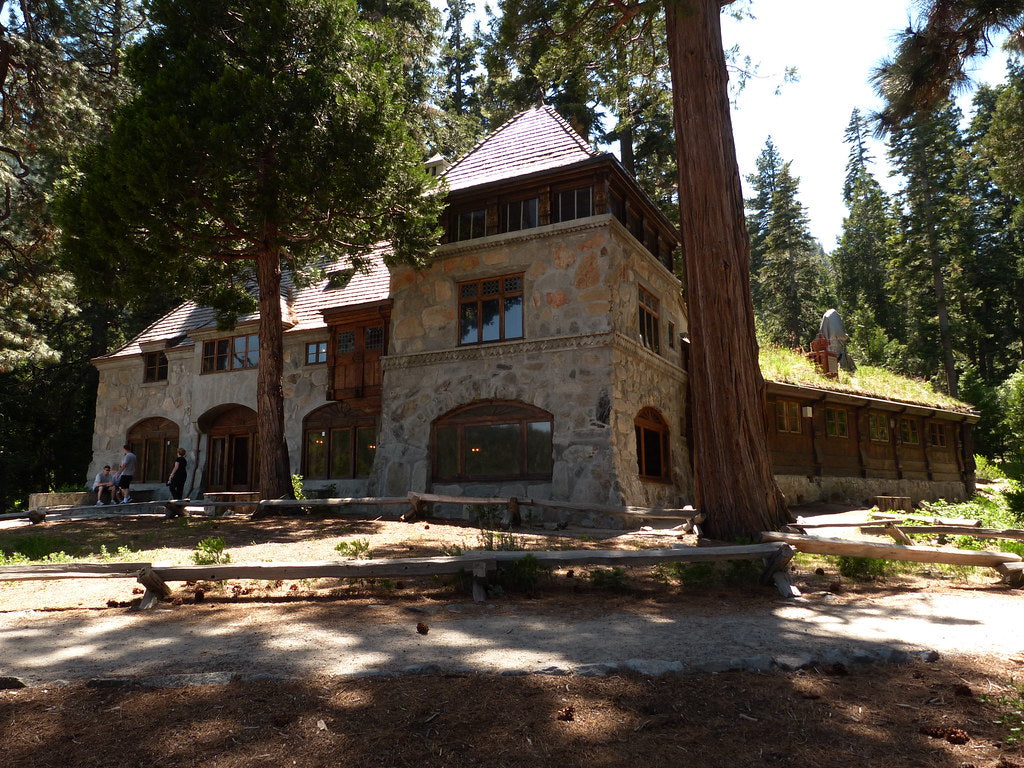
(2, 512, 1024, 767)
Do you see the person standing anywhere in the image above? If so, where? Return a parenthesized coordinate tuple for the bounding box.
(167, 448, 187, 500)
(117, 444, 137, 504)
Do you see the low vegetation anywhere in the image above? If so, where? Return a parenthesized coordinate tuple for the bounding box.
(759, 345, 973, 412)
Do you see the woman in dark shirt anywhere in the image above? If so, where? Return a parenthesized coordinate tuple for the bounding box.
(167, 448, 188, 500)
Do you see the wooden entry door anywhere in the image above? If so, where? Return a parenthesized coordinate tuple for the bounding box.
(205, 406, 257, 491)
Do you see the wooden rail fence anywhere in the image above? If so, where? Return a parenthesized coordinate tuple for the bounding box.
(0, 542, 798, 609)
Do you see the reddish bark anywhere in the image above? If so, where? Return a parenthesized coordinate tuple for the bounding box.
(255, 243, 293, 500)
(665, 0, 789, 538)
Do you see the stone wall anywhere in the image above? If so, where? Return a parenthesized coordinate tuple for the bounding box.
(90, 327, 339, 498)
(375, 214, 691, 508)
(775, 474, 969, 507)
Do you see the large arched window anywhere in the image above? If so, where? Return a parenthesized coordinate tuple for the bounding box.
(635, 407, 670, 482)
(432, 401, 553, 482)
(127, 417, 179, 483)
(303, 403, 378, 479)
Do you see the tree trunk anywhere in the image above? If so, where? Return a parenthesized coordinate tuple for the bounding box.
(255, 244, 293, 500)
(664, 0, 789, 539)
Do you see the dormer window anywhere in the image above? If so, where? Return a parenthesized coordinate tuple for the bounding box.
(501, 197, 539, 233)
(452, 208, 486, 241)
(552, 186, 592, 223)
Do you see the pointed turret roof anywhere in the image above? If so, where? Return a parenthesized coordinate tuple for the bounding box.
(442, 105, 602, 192)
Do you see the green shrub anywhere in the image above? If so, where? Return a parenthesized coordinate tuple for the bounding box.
(0, 535, 78, 562)
(981, 680, 1024, 746)
(975, 455, 1008, 481)
(477, 530, 526, 551)
(588, 566, 629, 591)
(334, 538, 372, 558)
(656, 558, 761, 587)
(290, 474, 305, 501)
(836, 556, 895, 580)
(496, 554, 546, 594)
(191, 537, 230, 565)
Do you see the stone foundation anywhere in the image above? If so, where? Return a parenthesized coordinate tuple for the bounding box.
(775, 474, 969, 508)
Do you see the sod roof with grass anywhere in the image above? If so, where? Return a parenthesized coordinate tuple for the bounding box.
(759, 346, 976, 416)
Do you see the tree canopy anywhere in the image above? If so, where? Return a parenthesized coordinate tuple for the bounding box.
(60, 0, 443, 498)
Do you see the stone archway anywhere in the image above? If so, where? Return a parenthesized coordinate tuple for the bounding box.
(198, 404, 257, 491)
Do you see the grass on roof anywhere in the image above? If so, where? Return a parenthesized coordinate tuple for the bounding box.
(759, 345, 973, 413)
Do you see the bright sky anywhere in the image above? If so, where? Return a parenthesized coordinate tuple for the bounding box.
(721, 0, 1009, 248)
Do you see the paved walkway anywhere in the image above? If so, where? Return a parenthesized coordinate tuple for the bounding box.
(2, 588, 1021, 685)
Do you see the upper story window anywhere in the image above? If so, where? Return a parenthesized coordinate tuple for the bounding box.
(868, 412, 889, 442)
(899, 418, 920, 445)
(143, 351, 168, 383)
(927, 422, 947, 448)
(825, 407, 849, 438)
(552, 186, 593, 223)
(638, 286, 660, 354)
(458, 274, 524, 345)
(452, 208, 486, 241)
(501, 197, 539, 233)
(201, 333, 258, 373)
(306, 341, 328, 365)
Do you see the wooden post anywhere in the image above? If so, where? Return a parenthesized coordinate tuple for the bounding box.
(472, 561, 488, 603)
(507, 497, 522, 528)
(885, 523, 914, 545)
(403, 492, 424, 522)
(760, 545, 800, 598)
(136, 566, 172, 610)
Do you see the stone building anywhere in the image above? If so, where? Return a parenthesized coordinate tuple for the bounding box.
(89, 106, 691, 509)
(88, 105, 977, 512)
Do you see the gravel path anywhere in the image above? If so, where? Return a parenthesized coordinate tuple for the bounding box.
(3, 588, 1022, 685)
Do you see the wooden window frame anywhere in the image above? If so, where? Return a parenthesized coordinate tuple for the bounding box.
(927, 422, 947, 448)
(638, 286, 660, 354)
(305, 341, 328, 365)
(868, 412, 890, 443)
(500, 197, 540, 233)
(899, 418, 920, 445)
(201, 333, 258, 373)
(143, 351, 168, 383)
(775, 400, 801, 435)
(458, 273, 525, 346)
(635, 407, 670, 482)
(451, 207, 487, 241)
(551, 185, 593, 223)
(302, 403, 378, 480)
(432, 401, 553, 483)
(825, 407, 849, 438)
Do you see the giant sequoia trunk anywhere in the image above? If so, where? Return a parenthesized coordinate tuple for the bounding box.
(255, 243, 294, 501)
(665, 0, 789, 538)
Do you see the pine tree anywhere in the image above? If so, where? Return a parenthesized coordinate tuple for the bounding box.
(887, 101, 968, 396)
(59, 0, 443, 500)
(430, 0, 485, 158)
(755, 159, 823, 346)
(745, 137, 782, 283)
(833, 109, 896, 332)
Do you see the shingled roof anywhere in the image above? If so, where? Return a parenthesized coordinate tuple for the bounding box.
(442, 105, 603, 192)
(98, 249, 391, 360)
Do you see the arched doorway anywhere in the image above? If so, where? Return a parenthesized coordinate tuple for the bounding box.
(199, 404, 257, 491)
(127, 417, 180, 483)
